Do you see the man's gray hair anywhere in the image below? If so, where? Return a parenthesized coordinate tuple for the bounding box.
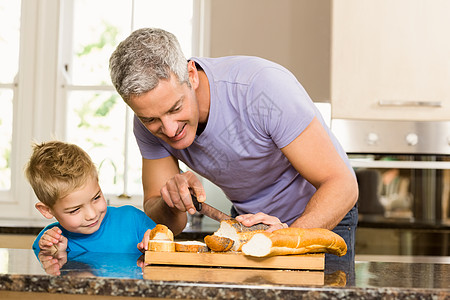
(109, 28, 189, 103)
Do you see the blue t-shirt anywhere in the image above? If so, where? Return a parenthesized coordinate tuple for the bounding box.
(33, 205, 156, 254)
(133, 56, 354, 225)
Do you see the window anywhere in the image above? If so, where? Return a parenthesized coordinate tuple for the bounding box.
(0, 0, 20, 192)
(0, 0, 203, 219)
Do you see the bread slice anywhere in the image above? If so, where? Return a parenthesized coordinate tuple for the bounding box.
(149, 224, 174, 241)
(174, 241, 209, 253)
(204, 235, 234, 252)
(149, 240, 175, 252)
(241, 228, 347, 257)
(148, 224, 175, 252)
(205, 219, 268, 251)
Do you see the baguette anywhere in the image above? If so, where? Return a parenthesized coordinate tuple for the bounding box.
(241, 228, 347, 257)
(208, 219, 267, 251)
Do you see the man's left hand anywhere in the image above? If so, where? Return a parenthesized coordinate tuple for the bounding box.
(235, 212, 288, 232)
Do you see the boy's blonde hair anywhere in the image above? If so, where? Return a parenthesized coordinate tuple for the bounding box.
(25, 141, 98, 207)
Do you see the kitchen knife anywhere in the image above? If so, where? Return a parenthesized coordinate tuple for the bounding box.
(191, 193, 232, 222)
(190, 193, 270, 231)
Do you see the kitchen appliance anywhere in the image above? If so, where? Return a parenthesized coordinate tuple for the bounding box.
(331, 119, 450, 255)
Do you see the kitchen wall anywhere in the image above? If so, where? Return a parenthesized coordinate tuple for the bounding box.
(208, 0, 331, 103)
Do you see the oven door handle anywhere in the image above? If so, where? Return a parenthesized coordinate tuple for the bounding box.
(378, 100, 442, 107)
(350, 159, 450, 170)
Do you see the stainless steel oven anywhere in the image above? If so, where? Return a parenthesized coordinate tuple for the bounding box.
(331, 119, 450, 255)
(346, 154, 449, 224)
(332, 119, 450, 225)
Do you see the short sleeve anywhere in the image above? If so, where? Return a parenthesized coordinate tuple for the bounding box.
(127, 206, 157, 238)
(247, 67, 315, 149)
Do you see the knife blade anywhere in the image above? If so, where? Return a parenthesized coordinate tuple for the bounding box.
(191, 193, 232, 222)
(190, 193, 269, 231)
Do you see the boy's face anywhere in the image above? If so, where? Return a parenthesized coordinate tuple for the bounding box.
(37, 176, 107, 235)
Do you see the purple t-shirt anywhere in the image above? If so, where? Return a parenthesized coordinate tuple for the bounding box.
(133, 56, 352, 225)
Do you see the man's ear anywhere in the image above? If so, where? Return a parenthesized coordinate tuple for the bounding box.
(35, 202, 55, 219)
(187, 60, 199, 89)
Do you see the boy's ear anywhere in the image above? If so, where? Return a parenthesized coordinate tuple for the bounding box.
(35, 202, 55, 219)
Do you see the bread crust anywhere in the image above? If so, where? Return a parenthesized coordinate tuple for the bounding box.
(204, 235, 234, 252)
(149, 224, 174, 241)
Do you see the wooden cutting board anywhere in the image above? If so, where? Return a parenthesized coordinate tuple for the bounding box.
(145, 251, 324, 270)
(143, 265, 325, 285)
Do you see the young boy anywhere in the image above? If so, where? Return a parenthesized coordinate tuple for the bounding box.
(25, 141, 156, 254)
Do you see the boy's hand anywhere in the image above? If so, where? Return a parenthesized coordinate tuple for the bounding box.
(137, 229, 152, 253)
(39, 226, 68, 253)
(136, 254, 145, 268)
(38, 249, 68, 276)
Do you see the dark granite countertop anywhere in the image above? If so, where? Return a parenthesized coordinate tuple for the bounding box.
(0, 248, 449, 299)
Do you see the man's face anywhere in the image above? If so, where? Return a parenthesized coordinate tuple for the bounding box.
(49, 177, 107, 235)
(128, 74, 199, 150)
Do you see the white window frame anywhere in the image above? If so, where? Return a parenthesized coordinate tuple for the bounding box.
(0, 0, 61, 221)
(0, 0, 210, 222)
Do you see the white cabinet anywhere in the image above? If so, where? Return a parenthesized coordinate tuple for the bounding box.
(331, 0, 450, 121)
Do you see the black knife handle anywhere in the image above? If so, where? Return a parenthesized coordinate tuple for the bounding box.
(190, 192, 202, 212)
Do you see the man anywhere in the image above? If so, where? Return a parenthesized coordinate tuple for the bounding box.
(109, 28, 358, 261)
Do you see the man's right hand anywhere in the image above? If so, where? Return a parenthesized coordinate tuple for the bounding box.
(142, 157, 203, 235)
(160, 170, 206, 215)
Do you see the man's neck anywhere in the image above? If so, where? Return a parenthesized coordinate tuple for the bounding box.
(196, 123, 206, 136)
(196, 70, 210, 129)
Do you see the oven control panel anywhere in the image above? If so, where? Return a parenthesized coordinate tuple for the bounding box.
(331, 119, 450, 155)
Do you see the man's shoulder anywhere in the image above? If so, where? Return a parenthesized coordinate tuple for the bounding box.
(194, 56, 278, 69)
(194, 56, 287, 87)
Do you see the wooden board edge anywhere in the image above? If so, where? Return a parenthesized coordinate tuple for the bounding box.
(144, 251, 325, 270)
(143, 265, 325, 285)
